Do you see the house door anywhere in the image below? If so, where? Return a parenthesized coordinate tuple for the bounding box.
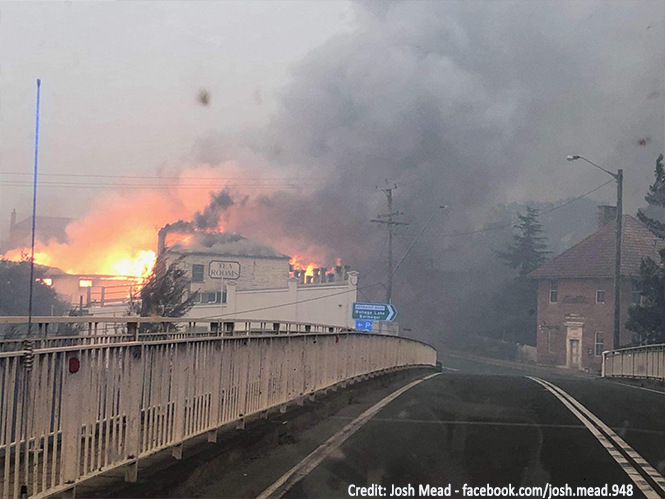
(569, 339, 581, 369)
(566, 325, 583, 369)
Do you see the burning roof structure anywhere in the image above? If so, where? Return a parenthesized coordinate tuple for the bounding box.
(163, 231, 290, 259)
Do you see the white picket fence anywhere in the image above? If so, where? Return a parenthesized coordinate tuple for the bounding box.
(602, 344, 665, 380)
(0, 317, 436, 499)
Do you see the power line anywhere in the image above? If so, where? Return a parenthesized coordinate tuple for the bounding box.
(414, 179, 614, 240)
(0, 182, 322, 191)
(0, 171, 335, 181)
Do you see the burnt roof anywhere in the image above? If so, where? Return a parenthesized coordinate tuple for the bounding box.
(166, 232, 290, 259)
(529, 215, 665, 279)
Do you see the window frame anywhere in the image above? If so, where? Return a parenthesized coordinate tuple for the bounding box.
(594, 332, 605, 357)
(191, 264, 205, 283)
(595, 288, 606, 304)
(632, 290, 645, 306)
(549, 281, 558, 303)
(548, 330, 556, 354)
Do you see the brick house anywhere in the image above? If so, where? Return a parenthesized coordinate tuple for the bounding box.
(529, 206, 665, 372)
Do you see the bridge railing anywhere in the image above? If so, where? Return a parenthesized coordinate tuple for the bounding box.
(602, 344, 665, 380)
(0, 317, 436, 499)
(0, 317, 372, 352)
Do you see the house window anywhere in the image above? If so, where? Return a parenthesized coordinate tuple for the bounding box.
(548, 330, 557, 354)
(79, 279, 93, 288)
(596, 288, 606, 303)
(549, 281, 558, 303)
(594, 332, 605, 356)
(42, 278, 52, 286)
(632, 290, 645, 306)
(192, 264, 205, 282)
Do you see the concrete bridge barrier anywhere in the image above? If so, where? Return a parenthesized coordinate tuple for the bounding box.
(0, 317, 436, 499)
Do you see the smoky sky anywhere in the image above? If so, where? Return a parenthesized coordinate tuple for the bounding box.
(192, 1, 664, 297)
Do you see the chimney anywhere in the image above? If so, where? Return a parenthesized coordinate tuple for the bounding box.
(313, 268, 321, 284)
(334, 265, 343, 281)
(306, 275, 313, 284)
(597, 205, 617, 230)
(327, 273, 335, 283)
(319, 267, 327, 281)
(343, 265, 351, 280)
(157, 227, 168, 256)
(10, 209, 16, 233)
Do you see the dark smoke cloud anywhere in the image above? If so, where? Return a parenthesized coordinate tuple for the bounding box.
(193, 191, 234, 230)
(191, 1, 664, 337)
(163, 189, 234, 233)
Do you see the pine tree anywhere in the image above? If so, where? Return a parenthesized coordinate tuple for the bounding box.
(491, 207, 550, 346)
(496, 207, 551, 277)
(128, 254, 197, 323)
(627, 154, 665, 344)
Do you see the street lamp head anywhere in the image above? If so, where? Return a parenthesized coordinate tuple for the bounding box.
(567, 155, 581, 162)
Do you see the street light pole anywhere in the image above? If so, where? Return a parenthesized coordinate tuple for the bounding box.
(567, 155, 623, 349)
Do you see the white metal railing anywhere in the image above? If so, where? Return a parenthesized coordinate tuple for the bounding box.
(0, 317, 370, 352)
(602, 344, 665, 380)
(0, 317, 436, 499)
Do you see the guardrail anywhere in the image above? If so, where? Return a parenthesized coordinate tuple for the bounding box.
(0, 317, 369, 352)
(602, 344, 665, 380)
(0, 317, 436, 499)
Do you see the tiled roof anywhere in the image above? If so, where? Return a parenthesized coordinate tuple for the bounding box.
(529, 215, 665, 279)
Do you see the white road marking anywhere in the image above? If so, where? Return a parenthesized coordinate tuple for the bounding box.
(439, 365, 459, 372)
(611, 381, 665, 395)
(539, 377, 665, 490)
(255, 372, 441, 499)
(528, 376, 665, 498)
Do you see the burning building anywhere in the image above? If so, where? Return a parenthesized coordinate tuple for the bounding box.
(159, 229, 292, 303)
(3, 209, 72, 253)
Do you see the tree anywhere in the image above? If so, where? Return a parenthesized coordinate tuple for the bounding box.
(492, 207, 551, 346)
(128, 254, 197, 319)
(627, 154, 665, 344)
(496, 207, 551, 277)
(0, 258, 68, 316)
(0, 257, 69, 338)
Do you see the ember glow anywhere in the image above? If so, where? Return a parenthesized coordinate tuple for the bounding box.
(290, 256, 318, 277)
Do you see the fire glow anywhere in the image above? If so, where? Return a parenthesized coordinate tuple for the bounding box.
(1, 164, 335, 281)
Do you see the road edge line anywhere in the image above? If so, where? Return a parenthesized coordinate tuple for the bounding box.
(255, 372, 441, 499)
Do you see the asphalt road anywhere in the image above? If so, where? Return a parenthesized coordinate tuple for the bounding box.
(168, 354, 665, 499)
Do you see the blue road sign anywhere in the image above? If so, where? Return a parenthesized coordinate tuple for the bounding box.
(352, 302, 398, 322)
(355, 320, 373, 332)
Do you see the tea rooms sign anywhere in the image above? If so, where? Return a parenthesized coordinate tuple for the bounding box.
(209, 261, 241, 279)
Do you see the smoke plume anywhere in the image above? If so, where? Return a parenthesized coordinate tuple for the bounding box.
(192, 1, 664, 338)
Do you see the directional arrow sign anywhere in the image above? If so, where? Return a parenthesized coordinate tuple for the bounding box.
(352, 302, 398, 322)
(354, 320, 373, 332)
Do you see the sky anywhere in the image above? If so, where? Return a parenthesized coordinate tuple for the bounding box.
(0, 1, 356, 237)
(0, 0, 663, 263)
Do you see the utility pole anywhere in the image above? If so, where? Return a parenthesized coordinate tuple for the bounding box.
(371, 182, 408, 303)
(614, 169, 623, 350)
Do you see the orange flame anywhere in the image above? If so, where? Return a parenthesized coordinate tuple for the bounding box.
(1, 164, 328, 282)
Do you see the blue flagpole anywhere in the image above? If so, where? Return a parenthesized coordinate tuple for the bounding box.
(26, 78, 41, 338)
